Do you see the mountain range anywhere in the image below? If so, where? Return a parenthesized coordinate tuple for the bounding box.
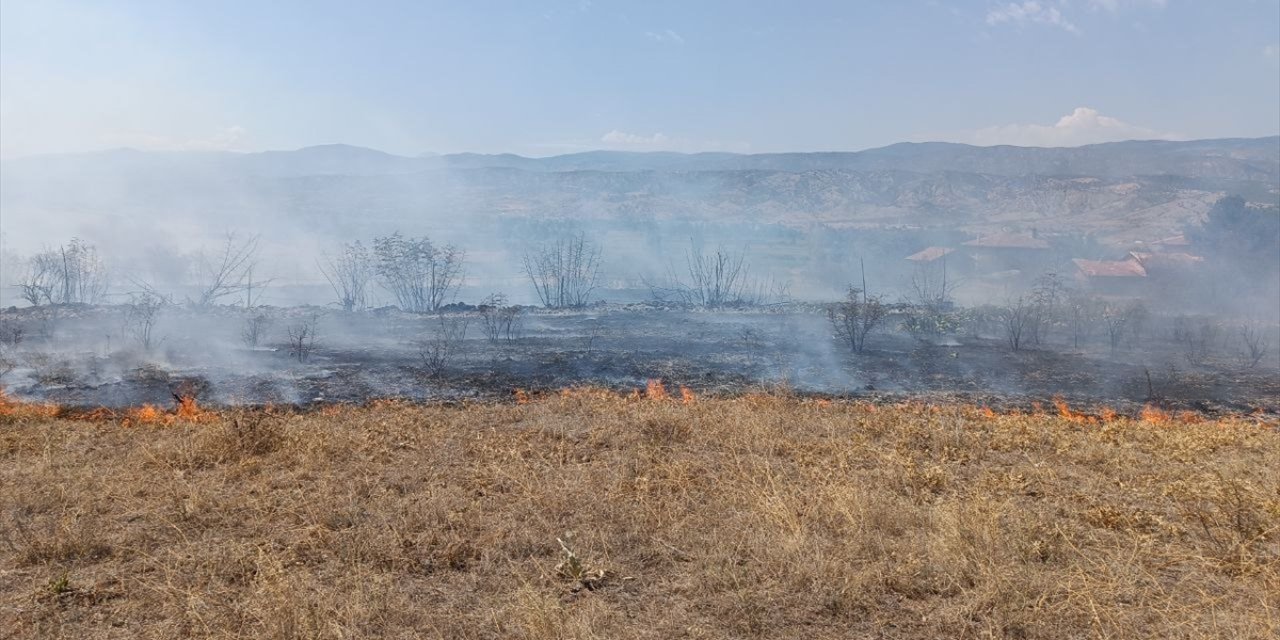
(2, 137, 1277, 249)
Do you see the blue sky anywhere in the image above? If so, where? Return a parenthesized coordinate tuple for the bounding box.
(1, 0, 1277, 157)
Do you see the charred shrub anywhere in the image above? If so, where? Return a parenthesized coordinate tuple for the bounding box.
(418, 315, 469, 377)
(23, 352, 78, 386)
(478, 293, 523, 343)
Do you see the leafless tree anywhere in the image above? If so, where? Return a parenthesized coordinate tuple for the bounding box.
(1102, 301, 1143, 353)
(418, 316, 469, 376)
(1065, 291, 1103, 349)
(192, 233, 261, 307)
(828, 286, 887, 353)
(908, 260, 959, 312)
(124, 292, 164, 351)
(287, 317, 319, 363)
(1173, 316, 1219, 366)
(241, 312, 274, 348)
(13, 240, 109, 306)
(318, 241, 373, 312)
(374, 233, 465, 312)
(1237, 323, 1271, 369)
(0, 351, 15, 381)
(13, 253, 59, 306)
(681, 244, 747, 307)
(477, 293, 523, 343)
(523, 233, 601, 308)
(0, 322, 24, 347)
(1028, 272, 1067, 346)
(1000, 295, 1037, 351)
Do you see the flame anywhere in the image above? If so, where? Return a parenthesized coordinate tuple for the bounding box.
(1100, 406, 1119, 423)
(514, 389, 530, 405)
(1053, 396, 1096, 424)
(680, 386, 696, 405)
(0, 388, 60, 419)
(128, 404, 165, 425)
(645, 379, 668, 401)
(1140, 405, 1171, 425)
(980, 406, 997, 419)
(175, 395, 203, 421)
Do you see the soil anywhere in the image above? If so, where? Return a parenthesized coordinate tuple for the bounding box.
(1, 303, 1276, 416)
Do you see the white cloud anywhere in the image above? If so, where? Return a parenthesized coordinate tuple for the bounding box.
(1087, 0, 1166, 12)
(922, 107, 1183, 147)
(99, 125, 249, 152)
(986, 2, 1079, 34)
(644, 29, 684, 44)
(599, 130, 749, 153)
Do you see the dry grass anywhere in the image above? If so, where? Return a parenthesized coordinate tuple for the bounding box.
(1, 392, 1277, 639)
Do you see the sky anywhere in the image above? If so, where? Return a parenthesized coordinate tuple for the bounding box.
(1, 0, 1277, 158)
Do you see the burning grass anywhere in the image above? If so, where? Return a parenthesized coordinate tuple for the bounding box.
(1, 393, 1277, 639)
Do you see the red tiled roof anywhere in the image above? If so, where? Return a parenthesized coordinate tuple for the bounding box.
(1073, 258, 1147, 278)
(905, 246, 954, 262)
(962, 232, 1050, 249)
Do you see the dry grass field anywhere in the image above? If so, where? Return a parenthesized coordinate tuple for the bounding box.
(1, 390, 1278, 639)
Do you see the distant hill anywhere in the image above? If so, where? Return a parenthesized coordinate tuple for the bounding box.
(2, 137, 1276, 249)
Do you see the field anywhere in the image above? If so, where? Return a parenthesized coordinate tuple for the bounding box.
(2, 392, 1277, 639)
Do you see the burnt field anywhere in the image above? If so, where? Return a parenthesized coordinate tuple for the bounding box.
(0, 303, 1276, 416)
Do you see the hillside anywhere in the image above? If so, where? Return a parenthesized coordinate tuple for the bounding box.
(3, 138, 1277, 247)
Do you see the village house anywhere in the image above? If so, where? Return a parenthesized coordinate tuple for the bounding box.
(1072, 257, 1148, 296)
(961, 231, 1052, 275)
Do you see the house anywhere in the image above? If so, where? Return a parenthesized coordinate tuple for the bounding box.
(961, 232, 1051, 274)
(1128, 251, 1206, 300)
(1073, 257, 1148, 296)
(905, 246, 974, 273)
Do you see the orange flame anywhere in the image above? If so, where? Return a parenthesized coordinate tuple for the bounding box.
(514, 389, 530, 405)
(680, 386, 696, 405)
(1140, 405, 1171, 425)
(0, 388, 60, 419)
(1053, 396, 1096, 424)
(645, 379, 668, 401)
(980, 406, 997, 419)
(128, 404, 165, 425)
(175, 395, 203, 421)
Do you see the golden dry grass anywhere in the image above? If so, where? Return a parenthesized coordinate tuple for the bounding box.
(1, 393, 1277, 639)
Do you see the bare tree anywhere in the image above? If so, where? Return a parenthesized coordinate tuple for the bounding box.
(241, 312, 274, 348)
(286, 316, 318, 363)
(1173, 316, 1219, 366)
(124, 292, 164, 351)
(828, 286, 887, 353)
(681, 244, 747, 307)
(192, 233, 261, 307)
(13, 252, 59, 306)
(908, 260, 959, 312)
(1102, 301, 1143, 353)
(1028, 272, 1067, 346)
(523, 233, 602, 309)
(418, 316, 469, 376)
(13, 240, 109, 306)
(374, 233, 465, 313)
(0, 321, 24, 347)
(1065, 291, 1103, 349)
(318, 241, 373, 312)
(477, 293, 523, 344)
(1000, 295, 1037, 351)
(1237, 323, 1271, 369)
